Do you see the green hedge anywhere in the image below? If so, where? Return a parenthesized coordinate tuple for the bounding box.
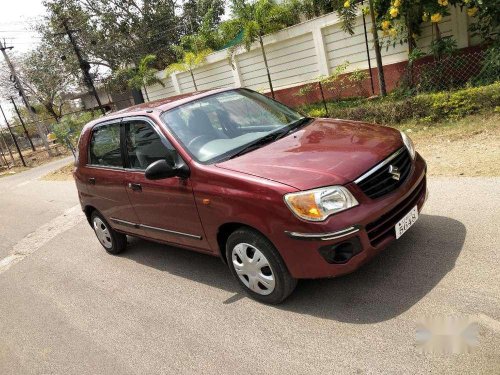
(300, 82, 500, 124)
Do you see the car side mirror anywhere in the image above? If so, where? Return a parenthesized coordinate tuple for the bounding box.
(145, 159, 180, 180)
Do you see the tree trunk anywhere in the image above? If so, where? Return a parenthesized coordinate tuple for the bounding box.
(143, 85, 150, 102)
(318, 81, 328, 117)
(368, 0, 387, 96)
(190, 70, 198, 91)
(259, 34, 275, 99)
(44, 104, 61, 123)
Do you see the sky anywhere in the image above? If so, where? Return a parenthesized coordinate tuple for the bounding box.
(0, 0, 46, 53)
(0, 0, 46, 123)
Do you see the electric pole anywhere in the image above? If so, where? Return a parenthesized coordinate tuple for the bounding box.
(60, 19, 106, 115)
(0, 40, 53, 156)
(10, 96, 35, 151)
(0, 102, 26, 167)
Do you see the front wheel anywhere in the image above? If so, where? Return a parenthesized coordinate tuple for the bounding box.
(226, 228, 297, 304)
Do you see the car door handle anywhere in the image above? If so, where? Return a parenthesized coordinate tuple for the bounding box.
(128, 183, 142, 192)
(88, 177, 96, 185)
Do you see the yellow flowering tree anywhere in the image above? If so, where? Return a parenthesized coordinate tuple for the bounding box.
(372, 0, 484, 50)
(334, 1, 486, 51)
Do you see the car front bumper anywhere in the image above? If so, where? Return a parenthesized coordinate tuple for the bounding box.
(276, 153, 428, 279)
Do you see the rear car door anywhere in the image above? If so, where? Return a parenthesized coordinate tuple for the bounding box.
(83, 120, 144, 236)
(122, 117, 211, 252)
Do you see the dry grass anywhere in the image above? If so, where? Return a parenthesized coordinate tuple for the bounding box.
(0, 144, 71, 178)
(41, 163, 75, 181)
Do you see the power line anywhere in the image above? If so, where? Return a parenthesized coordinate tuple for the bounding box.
(0, 39, 53, 156)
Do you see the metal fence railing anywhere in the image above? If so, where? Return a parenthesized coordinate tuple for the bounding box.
(397, 48, 498, 95)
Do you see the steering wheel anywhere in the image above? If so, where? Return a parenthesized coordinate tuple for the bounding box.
(187, 134, 215, 150)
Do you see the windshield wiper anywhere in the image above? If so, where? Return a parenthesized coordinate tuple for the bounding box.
(275, 117, 313, 140)
(227, 117, 313, 160)
(228, 132, 283, 160)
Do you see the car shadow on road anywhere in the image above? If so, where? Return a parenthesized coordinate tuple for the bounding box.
(122, 214, 465, 323)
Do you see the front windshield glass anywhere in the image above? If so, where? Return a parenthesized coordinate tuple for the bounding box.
(160, 89, 304, 164)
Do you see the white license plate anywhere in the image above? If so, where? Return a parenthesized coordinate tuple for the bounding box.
(395, 206, 419, 239)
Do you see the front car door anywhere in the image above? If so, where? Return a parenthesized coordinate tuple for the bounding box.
(122, 117, 211, 252)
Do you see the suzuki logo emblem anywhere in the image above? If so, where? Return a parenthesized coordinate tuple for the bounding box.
(388, 165, 401, 181)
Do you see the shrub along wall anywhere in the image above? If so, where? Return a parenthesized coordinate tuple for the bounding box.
(299, 82, 500, 124)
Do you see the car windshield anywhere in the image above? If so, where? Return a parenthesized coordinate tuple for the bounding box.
(160, 89, 305, 164)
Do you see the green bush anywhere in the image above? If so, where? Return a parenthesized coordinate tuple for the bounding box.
(299, 82, 500, 124)
(51, 112, 98, 149)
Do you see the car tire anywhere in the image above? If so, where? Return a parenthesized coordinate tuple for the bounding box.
(226, 228, 297, 304)
(90, 211, 127, 254)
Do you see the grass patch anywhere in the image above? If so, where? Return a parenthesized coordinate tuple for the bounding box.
(299, 82, 500, 125)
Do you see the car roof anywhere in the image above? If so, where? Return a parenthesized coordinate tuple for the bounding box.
(81, 87, 239, 133)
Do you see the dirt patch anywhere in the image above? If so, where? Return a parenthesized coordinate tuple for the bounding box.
(0, 144, 71, 178)
(393, 112, 500, 177)
(41, 163, 75, 181)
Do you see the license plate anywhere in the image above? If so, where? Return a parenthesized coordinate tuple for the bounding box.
(395, 206, 419, 239)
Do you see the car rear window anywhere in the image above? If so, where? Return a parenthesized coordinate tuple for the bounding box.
(89, 123, 122, 167)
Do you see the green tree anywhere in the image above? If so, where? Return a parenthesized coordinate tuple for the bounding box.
(0, 43, 75, 122)
(229, 0, 301, 98)
(114, 55, 164, 102)
(166, 49, 212, 91)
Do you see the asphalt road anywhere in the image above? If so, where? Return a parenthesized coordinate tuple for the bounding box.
(0, 161, 498, 374)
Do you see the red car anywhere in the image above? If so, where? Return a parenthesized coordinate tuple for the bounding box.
(75, 88, 427, 303)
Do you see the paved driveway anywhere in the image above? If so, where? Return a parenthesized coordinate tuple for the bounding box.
(0, 162, 498, 374)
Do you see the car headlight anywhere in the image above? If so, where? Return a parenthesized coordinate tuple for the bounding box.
(284, 186, 359, 222)
(401, 131, 416, 159)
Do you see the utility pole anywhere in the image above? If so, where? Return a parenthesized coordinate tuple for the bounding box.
(0, 40, 53, 156)
(368, 0, 387, 96)
(10, 96, 35, 151)
(60, 19, 106, 115)
(0, 103, 26, 167)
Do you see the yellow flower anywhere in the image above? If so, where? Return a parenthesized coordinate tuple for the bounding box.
(438, 0, 448, 6)
(389, 28, 398, 37)
(344, 0, 350, 8)
(383, 29, 390, 36)
(390, 7, 399, 18)
(467, 7, 478, 17)
(381, 20, 391, 30)
(431, 13, 443, 23)
(394, 0, 401, 7)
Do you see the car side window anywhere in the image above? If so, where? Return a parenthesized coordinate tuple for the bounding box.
(89, 123, 122, 167)
(125, 121, 176, 170)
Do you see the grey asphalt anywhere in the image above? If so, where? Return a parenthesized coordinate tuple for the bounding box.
(0, 160, 498, 374)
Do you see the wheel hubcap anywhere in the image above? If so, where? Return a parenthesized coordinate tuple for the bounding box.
(232, 243, 275, 295)
(93, 217, 112, 249)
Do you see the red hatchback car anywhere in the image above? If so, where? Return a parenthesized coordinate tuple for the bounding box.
(75, 88, 427, 303)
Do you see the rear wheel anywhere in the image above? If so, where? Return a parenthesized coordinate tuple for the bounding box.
(226, 228, 297, 304)
(91, 211, 127, 254)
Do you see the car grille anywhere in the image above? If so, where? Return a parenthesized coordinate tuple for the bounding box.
(356, 148, 412, 199)
(366, 177, 426, 247)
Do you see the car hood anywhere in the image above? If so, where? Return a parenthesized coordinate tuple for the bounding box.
(215, 118, 404, 190)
